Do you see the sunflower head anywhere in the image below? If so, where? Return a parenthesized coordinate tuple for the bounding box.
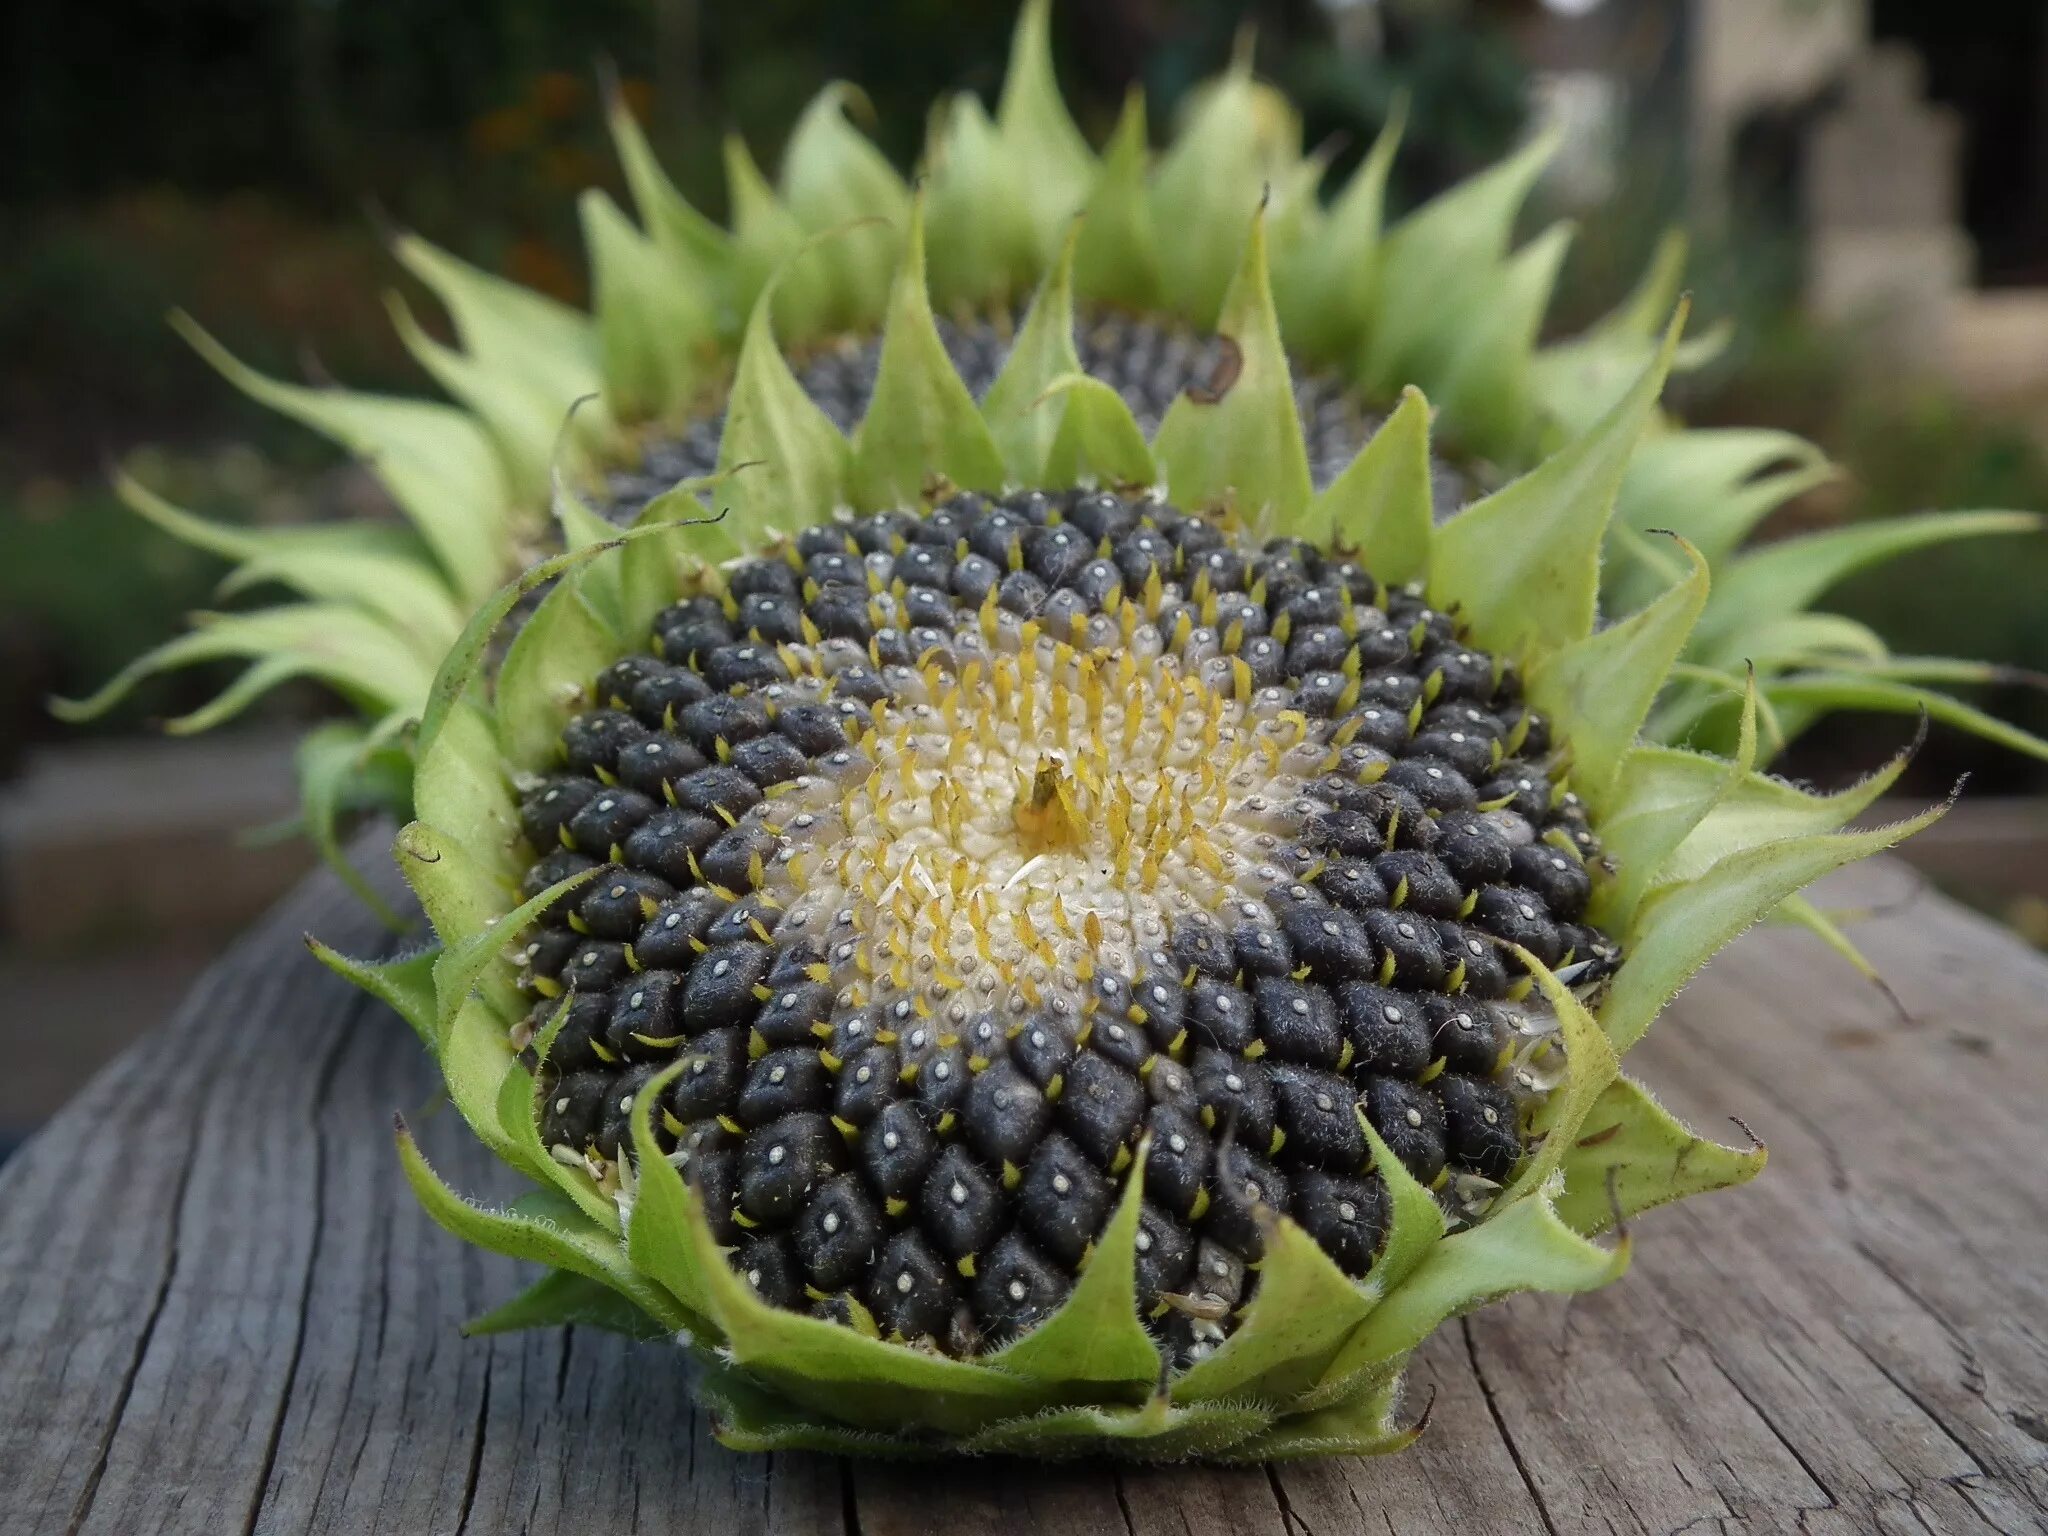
(318, 172, 1954, 1460)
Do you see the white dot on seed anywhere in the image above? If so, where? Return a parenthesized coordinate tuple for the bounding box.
(1009, 1279, 1028, 1301)
(883, 1131, 900, 1151)
(896, 1272, 915, 1294)
(1338, 1200, 1357, 1221)
(1135, 1230, 1153, 1253)
(1406, 1107, 1424, 1127)
(1483, 1106, 1500, 1125)
(934, 1062, 952, 1081)
(768, 1066, 786, 1084)
(1316, 1093, 1335, 1112)
(665, 914, 682, 929)
(1225, 1074, 1245, 1092)
(1052, 1173, 1072, 1195)
(1519, 904, 1538, 921)
(823, 1211, 841, 1234)
(630, 990, 645, 1008)
(747, 1268, 763, 1287)
(1169, 1134, 1188, 1154)
(580, 951, 599, 966)
(949, 1181, 968, 1206)
(768, 1144, 786, 1165)
(554, 1096, 570, 1113)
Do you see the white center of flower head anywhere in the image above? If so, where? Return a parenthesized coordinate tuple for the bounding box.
(761, 628, 1324, 1037)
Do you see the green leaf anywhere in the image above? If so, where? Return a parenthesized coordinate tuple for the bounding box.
(1428, 305, 1682, 660)
(1506, 951, 1621, 1201)
(980, 221, 1084, 483)
(1742, 611, 1893, 669)
(604, 82, 735, 325)
(464, 1268, 670, 1340)
(1153, 208, 1313, 528)
(1274, 98, 1404, 362)
(295, 720, 409, 927)
(1695, 511, 2043, 657)
(1357, 1109, 1445, 1297)
(994, 0, 1096, 265)
(1073, 90, 1160, 311)
(1040, 375, 1159, 491)
(308, 937, 439, 1049)
(1593, 674, 1759, 933)
(1170, 1207, 1374, 1408)
(1224, 1363, 1412, 1461)
(1344, 1189, 1629, 1367)
(1612, 429, 1835, 588)
(1363, 129, 1557, 400)
(617, 475, 746, 646)
(494, 568, 616, 773)
(1761, 673, 2048, 764)
(392, 819, 510, 961)
(170, 312, 511, 602)
(695, 1364, 928, 1457)
(924, 94, 1039, 311)
(715, 245, 854, 536)
(723, 133, 814, 336)
(1429, 219, 1574, 462)
(1527, 534, 1709, 814)
(432, 864, 601, 1042)
(1659, 727, 1915, 888)
(1552, 1075, 1766, 1237)
(962, 1395, 1272, 1461)
(412, 693, 518, 883)
(414, 541, 632, 763)
(440, 991, 535, 1172)
(393, 232, 602, 393)
(849, 195, 1008, 510)
(989, 1139, 1159, 1395)
(117, 470, 462, 657)
(383, 290, 577, 507)
(53, 605, 435, 732)
(778, 85, 910, 333)
(626, 1060, 716, 1323)
(396, 1119, 684, 1326)
(579, 187, 717, 424)
(1304, 385, 1433, 580)
(1601, 796, 1952, 1050)
(1150, 57, 1295, 327)
(1771, 890, 1885, 986)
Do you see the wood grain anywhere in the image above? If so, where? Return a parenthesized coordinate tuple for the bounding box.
(3, 837, 2045, 1535)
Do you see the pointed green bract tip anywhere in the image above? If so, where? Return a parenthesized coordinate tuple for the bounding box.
(1153, 204, 1312, 528)
(849, 192, 1006, 509)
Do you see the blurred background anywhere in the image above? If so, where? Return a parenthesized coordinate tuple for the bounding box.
(3, 0, 2045, 1154)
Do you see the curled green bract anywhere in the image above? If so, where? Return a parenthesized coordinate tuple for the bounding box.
(318, 194, 1950, 1458)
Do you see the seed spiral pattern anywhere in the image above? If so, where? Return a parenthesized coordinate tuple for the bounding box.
(510, 487, 1615, 1359)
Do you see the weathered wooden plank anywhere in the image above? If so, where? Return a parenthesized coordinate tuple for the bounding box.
(3, 846, 2047, 1535)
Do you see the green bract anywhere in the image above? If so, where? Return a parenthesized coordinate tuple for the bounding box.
(59, 1, 2043, 929)
(319, 199, 1948, 1458)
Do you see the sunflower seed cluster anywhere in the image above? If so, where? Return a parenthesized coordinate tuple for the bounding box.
(510, 488, 1610, 1358)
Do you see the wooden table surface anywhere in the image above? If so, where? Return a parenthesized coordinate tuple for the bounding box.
(5, 837, 2047, 1536)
